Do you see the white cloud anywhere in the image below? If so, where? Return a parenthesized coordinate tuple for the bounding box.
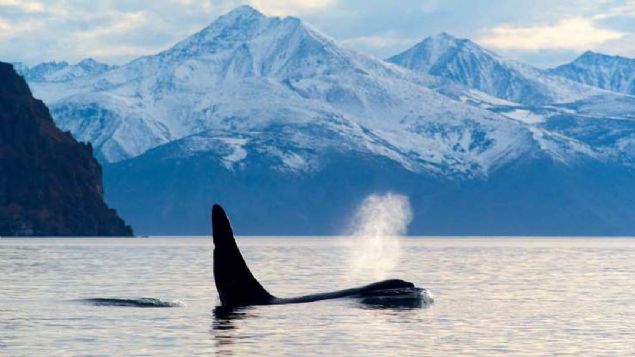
(0, 0, 44, 13)
(0, 18, 44, 40)
(593, 0, 635, 19)
(74, 11, 150, 41)
(478, 18, 625, 51)
(69, 12, 166, 61)
(74, 44, 166, 60)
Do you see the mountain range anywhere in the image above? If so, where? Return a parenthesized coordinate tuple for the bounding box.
(14, 5, 635, 235)
(14, 58, 116, 83)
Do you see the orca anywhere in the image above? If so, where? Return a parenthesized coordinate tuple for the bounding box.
(212, 204, 431, 307)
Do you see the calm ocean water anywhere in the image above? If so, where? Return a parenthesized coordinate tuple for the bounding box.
(1, 237, 635, 356)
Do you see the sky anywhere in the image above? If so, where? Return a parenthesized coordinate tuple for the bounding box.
(1, 0, 635, 68)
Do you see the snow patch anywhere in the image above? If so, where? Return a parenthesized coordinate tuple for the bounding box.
(219, 138, 248, 170)
(503, 109, 545, 124)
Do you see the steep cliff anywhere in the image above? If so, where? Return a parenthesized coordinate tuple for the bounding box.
(0, 62, 132, 236)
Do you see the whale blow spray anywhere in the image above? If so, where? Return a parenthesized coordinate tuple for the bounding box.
(348, 193, 413, 281)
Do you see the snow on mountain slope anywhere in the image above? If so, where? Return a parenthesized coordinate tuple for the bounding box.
(387, 33, 606, 105)
(550, 51, 635, 95)
(28, 5, 553, 176)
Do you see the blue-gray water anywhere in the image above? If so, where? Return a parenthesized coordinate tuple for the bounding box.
(2, 237, 635, 356)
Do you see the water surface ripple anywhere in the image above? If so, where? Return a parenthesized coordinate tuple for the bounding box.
(1, 237, 635, 356)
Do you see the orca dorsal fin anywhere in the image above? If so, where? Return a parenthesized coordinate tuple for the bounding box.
(212, 204, 274, 306)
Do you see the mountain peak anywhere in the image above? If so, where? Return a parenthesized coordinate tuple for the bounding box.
(425, 32, 477, 47)
(550, 50, 635, 95)
(225, 4, 263, 17)
(164, 5, 274, 58)
(576, 50, 607, 63)
(75, 58, 112, 71)
(430, 32, 459, 41)
(205, 4, 270, 33)
(574, 50, 634, 65)
(150, 5, 344, 79)
(387, 32, 482, 73)
(77, 57, 98, 66)
(389, 32, 599, 105)
(218, 4, 265, 24)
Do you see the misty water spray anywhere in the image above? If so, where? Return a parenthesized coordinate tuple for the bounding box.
(347, 193, 413, 281)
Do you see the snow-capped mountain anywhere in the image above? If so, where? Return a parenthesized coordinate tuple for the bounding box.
(14, 61, 67, 80)
(387, 33, 606, 105)
(550, 51, 635, 95)
(29, 5, 542, 176)
(15, 58, 115, 82)
(18, 6, 635, 235)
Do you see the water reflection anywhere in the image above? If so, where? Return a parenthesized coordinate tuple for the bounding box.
(210, 305, 254, 352)
(212, 305, 252, 328)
